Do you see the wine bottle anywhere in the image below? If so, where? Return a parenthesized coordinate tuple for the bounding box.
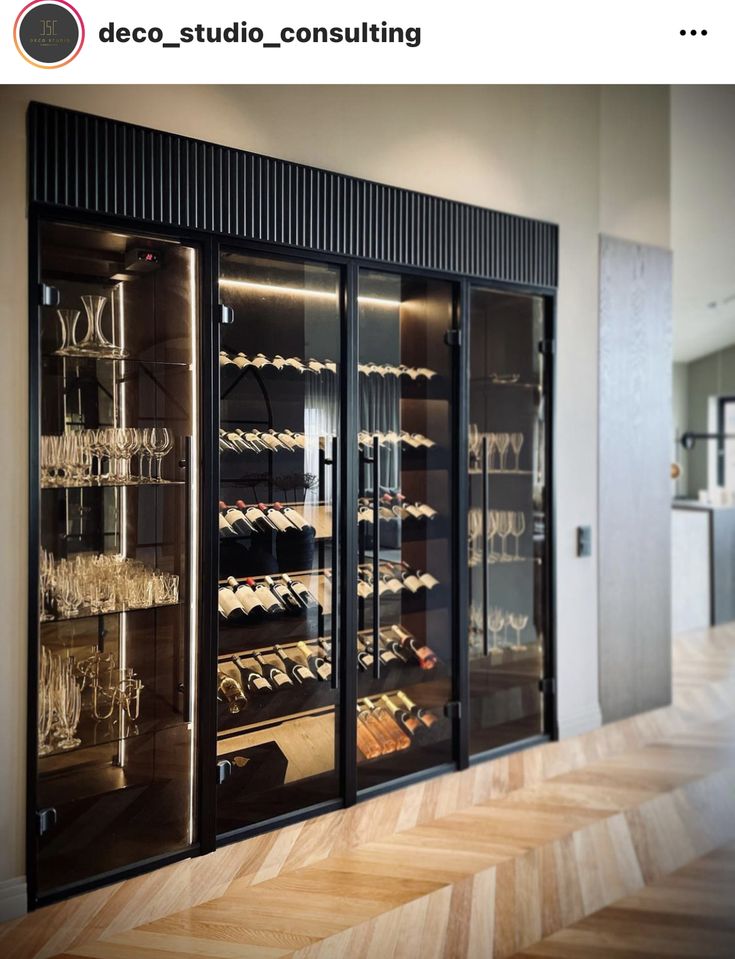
(391, 626, 437, 670)
(416, 569, 440, 590)
(375, 633, 400, 665)
(265, 575, 302, 614)
(253, 651, 293, 688)
(250, 578, 285, 616)
(357, 702, 395, 754)
(355, 705, 383, 760)
(362, 697, 411, 750)
(379, 631, 410, 663)
(275, 502, 310, 530)
(222, 502, 255, 535)
(416, 503, 438, 519)
(283, 573, 320, 610)
(218, 502, 239, 538)
(224, 431, 250, 452)
(357, 571, 373, 598)
(356, 637, 374, 671)
(396, 689, 438, 728)
(275, 644, 316, 684)
(400, 566, 424, 593)
(217, 670, 247, 713)
(380, 694, 421, 734)
(238, 501, 276, 533)
(254, 430, 285, 451)
(236, 430, 268, 452)
(297, 641, 331, 681)
(227, 576, 265, 616)
(218, 584, 245, 621)
(219, 351, 235, 367)
(380, 565, 404, 593)
(275, 430, 299, 450)
(231, 352, 251, 369)
(251, 353, 272, 368)
(232, 655, 272, 694)
(262, 502, 297, 532)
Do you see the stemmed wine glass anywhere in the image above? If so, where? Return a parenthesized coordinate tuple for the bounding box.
(509, 612, 529, 650)
(496, 432, 510, 471)
(510, 432, 524, 472)
(468, 423, 480, 468)
(510, 511, 526, 560)
(488, 607, 505, 651)
(148, 427, 174, 483)
(496, 511, 513, 562)
(486, 432, 497, 470)
(37, 647, 55, 756)
(487, 510, 500, 562)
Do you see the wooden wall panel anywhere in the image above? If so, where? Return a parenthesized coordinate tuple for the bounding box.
(598, 235, 673, 723)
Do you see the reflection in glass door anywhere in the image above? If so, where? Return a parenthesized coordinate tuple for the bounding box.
(468, 287, 550, 756)
(356, 270, 457, 791)
(216, 251, 342, 833)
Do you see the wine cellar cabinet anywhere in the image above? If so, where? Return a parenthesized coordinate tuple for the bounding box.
(27, 102, 558, 907)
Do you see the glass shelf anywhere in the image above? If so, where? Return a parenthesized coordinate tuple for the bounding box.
(43, 352, 192, 369)
(41, 480, 185, 490)
(41, 599, 181, 625)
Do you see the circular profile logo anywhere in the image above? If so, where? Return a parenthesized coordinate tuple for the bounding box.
(14, 0, 84, 68)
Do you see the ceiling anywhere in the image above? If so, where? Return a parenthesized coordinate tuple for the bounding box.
(671, 86, 735, 363)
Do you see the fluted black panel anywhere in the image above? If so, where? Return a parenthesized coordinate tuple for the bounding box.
(28, 102, 558, 288)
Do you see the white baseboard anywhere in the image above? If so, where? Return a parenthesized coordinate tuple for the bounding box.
(557, 702, 603, 739)
(0, 876, 27, 923)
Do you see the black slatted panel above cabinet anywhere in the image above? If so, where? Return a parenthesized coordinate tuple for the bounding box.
(28, 102, 558, 288)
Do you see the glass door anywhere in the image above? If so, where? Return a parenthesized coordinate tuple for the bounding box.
(467, 287, 551, 756)
(216, 250, 342, 833)
(33, 221, 199, 898)
(355, 269, 457, 791)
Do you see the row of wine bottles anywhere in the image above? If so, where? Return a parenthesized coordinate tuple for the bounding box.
(357, 494, 437, 523)
(357, 562, 440, 597)
(358, 430, 436, 449)
(219, 428, 309, 454)
(357, 692, 439, 760)
(218, 574, 319, 620)
(220, 352, 337, 374)
(219, 500, 313, 537)
(219, 351, 437, 381)
(357, 625, 438, 671)
(217, 642, 333, 712)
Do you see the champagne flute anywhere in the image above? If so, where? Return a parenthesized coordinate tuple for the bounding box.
(149, 427, 173, 483)
(496, 432, 510, 472)
(511, 511, 526, 560)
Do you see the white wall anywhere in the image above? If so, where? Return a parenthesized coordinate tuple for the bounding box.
(0, 84, 670, 887)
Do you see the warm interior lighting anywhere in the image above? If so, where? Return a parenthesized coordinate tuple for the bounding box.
(188, 247, 199, 845)
(218, 277, 402, 308)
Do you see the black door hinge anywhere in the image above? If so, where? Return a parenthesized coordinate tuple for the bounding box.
(216, 759, 232, 785)
(538, 339, 555, 355)
(37, 807, 57, 836)
(444, 329, 462, 347)
(219, 304, 235, 325)
(539, 677, 556, 696)
(39, 283, 60, 307)
(444, 700, 462, 720)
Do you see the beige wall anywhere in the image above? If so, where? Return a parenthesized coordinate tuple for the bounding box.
(0, 85, 670, 887)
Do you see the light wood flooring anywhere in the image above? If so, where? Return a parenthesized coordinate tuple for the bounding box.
(513, 840, 735, 958)
(2, 623, 734, 959)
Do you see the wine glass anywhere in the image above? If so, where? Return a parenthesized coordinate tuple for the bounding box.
(496, 433, 510, 471)
(488, 607, 505, 651)
(55, 657, 82, 751)
(487, 510, 500, 562)
(149, 427, 173, 483)
(510, 432, 524, 472)
(509, 612, 529, 649)
(468, 423, 480, 468)
(497, 511, 513, 562)
(37, 647, 55, 756)
(511, 511, 526, 560)
(486, 432, 497, 470)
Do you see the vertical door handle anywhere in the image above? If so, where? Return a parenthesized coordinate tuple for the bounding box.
(372, 435, 381, 679)
(481, 435, 490, 657)
(330, 435, 339, 690)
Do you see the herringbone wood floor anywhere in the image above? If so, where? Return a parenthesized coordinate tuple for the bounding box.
(2, 623, 734, 959)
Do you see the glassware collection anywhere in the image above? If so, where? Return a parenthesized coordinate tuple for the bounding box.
(35, 221, 197, 895)
(54, 295, 127, 358)
(467, 287, 548, 756)
(40, 427, 175, 487)
(40, 549, 180, 621)
(38, 645, 144, 757)
(219, 351, 437, 381)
